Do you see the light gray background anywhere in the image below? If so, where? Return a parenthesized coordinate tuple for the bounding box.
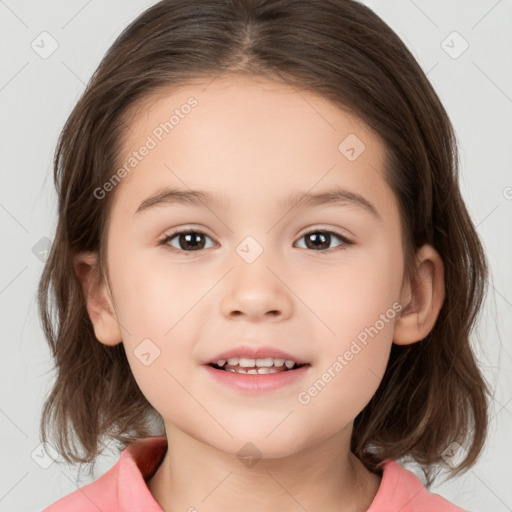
(1, 1, 511, 511)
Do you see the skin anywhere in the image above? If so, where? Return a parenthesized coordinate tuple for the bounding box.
(74, 75, 445, 512)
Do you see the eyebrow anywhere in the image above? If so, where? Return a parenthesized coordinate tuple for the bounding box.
(134, 186, 381, 220)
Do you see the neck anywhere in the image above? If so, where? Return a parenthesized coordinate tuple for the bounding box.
(147, 424, 381, 512)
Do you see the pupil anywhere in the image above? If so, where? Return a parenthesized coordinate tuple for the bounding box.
(306, 232, 329, 250)
(180, 232, 204, 250)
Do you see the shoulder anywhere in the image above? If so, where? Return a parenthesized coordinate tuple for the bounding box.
(41, 462, 120, 512)
(41, 436, 167, 512)
(368, 460, 469, 512)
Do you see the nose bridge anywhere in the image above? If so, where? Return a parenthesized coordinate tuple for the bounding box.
(235, 234, 267, 266)
(220, 233, 292, 319)
(233, 233, 280, 291)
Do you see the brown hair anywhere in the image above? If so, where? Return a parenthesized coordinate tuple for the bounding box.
(38, 0, 490, 485)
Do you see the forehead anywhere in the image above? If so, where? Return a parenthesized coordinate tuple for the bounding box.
(111, 75, 393, 218)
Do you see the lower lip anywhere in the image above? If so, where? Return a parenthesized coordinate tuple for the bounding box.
(203, 364, 311, 393)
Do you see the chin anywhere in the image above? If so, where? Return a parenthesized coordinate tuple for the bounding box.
(214, 430, 307, 462)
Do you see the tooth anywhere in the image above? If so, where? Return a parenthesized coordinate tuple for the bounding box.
(227, 366, 287, 374)
(219, 357, 299, 371)
(239, 358, 256, 367)
(255, 358, 273, 367)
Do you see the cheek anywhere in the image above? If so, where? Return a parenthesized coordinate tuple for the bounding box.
(295, 300, 397, 437)
(303, 241, 403, 346)
(108, 247, 208, 340)
(294, 339, 391, 444)
(294, 239, 402, 410)
(107, 252, 211, 413)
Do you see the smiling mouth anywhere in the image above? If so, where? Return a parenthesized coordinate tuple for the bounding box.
(208, 357, 310, 374)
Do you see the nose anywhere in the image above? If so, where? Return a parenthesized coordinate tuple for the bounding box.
(220, 254, 293, 322)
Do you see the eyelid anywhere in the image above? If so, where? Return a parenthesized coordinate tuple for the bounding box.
(160, 223, 353, 239)
(298, 224, 353, 240)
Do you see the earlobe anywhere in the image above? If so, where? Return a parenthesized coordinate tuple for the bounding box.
(393, 244, 445, 346)
(73, 251, 123, 346)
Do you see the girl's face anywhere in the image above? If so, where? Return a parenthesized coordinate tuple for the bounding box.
(103, 75, 406, 457)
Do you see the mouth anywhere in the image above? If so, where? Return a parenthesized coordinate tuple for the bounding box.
(207, 357, 310, 375)
(204, 349, 311, 392)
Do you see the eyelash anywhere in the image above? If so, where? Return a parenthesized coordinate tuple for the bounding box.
(158, 227, 354, 254)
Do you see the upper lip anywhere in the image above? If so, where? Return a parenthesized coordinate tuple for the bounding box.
(204, 345, 310, 365)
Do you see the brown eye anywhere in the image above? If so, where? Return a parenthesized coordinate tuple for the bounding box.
(295, 230, 352, 251)
(161, 230, 216, 251)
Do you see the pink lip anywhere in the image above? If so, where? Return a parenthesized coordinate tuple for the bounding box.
(203, 363, 311, 393)
(204, 344, 309, 365)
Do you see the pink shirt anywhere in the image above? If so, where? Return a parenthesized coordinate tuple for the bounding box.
(43, 435, 468, 511)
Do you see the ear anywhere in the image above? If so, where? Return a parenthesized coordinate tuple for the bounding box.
(73, 251, 122, 346)
(393, 244, 445, 345)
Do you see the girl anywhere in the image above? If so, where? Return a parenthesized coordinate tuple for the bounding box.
(39, 1, 490, 511)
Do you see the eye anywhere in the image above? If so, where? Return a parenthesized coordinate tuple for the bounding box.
(160, 229, 217, 252)
(294, 229, 353, 252)
(159, 228, 353, 253)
